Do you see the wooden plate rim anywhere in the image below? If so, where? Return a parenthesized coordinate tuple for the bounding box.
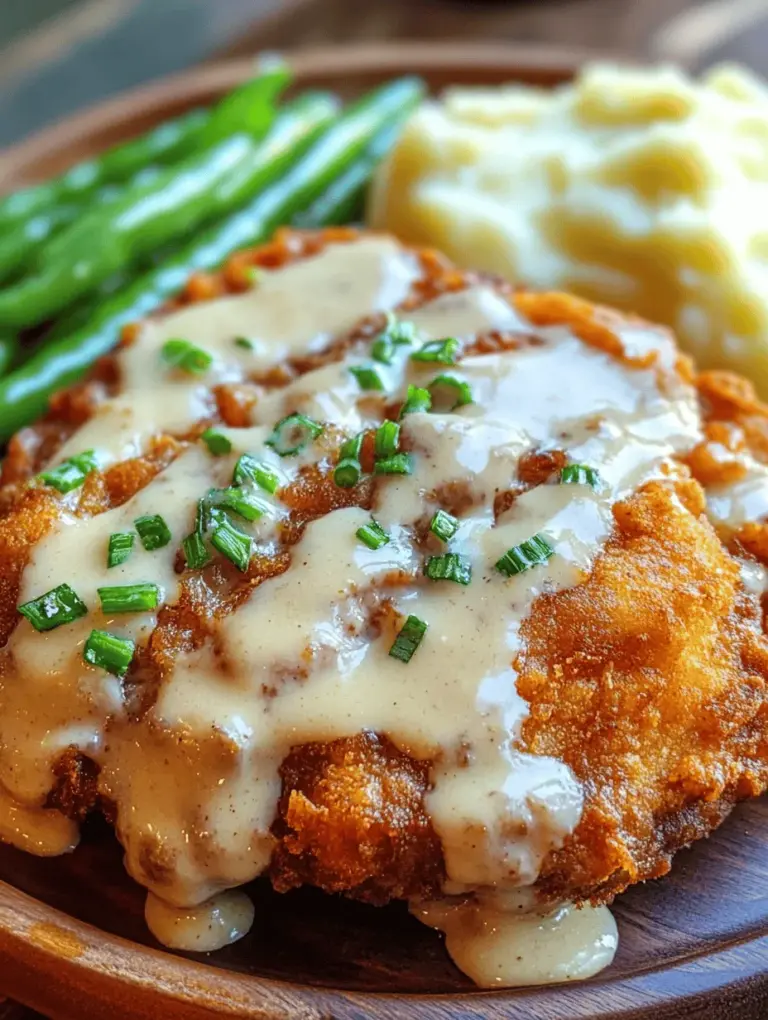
(0, 41, 590, 189)
(0, 40, 766, 1020)
(2, 876, 768, 1020)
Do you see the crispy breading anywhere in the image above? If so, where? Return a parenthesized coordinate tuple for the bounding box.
(3, 229, 768, 917)
(517, 478, 768, 902)
(270, 732, 443, 904)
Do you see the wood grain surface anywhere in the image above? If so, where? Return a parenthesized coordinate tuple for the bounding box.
(2, 10, 768, 1020)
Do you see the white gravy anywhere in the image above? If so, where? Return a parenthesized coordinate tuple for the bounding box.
(0, 234, 729, 985)
(145, 889, 255, 952)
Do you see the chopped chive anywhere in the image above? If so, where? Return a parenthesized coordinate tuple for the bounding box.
(97, 582, 160, 614)
(371, 316, 417, 363)
(247, 266, 264, 285)
(374, 452, 413, 476)
(399, 384, 432, 419)
(371, 334, 394, 364)
(161, 338, 213, 376)
(211, 517, 252, 572)
(428, 373, 473, 411)
(375, 421, 400, 460)
(495, 534, 554, 577)
(234, 336, 255, 350)
(39, 449, 99, 494)
(411, 337, 460, 366)
(560, 463, 601, 489)
(201, 428, 232, 456)
(18, 583, 88, 632)
(233, 454, 279, 493)
(335, 433, 365, 488)
(266, 413, 323, 456)
(83, 629, 135, 678)
(389, 614, 427, 664)
(107, 531, 135, 569)
(424, 553, 472, 585)
(134, 514, 172, 551)
(335, 458, 362, 488)
(195, 495, 210, 535)
(340, 432, 364, 461)
(208, 485, 270, 523)
(349, 365, 385, 391)
(182, 532, 211, 570)
(385, 313, 419, 346)
(430, 509, 459, 543)
(357, 518, 390, 550)
(39, 462, 85, 494)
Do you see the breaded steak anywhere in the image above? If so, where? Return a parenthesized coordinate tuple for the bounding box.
(2, 228, 768, 982)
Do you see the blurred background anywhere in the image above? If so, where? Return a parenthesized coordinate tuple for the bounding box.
(2, 0, 768, 148)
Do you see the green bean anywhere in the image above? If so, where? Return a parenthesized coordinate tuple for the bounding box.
(0, 92, 338, 330)
(0, 77, 424, 440)
(0, 335, 19, 377)
(0, 60, 291, 229)
(0, 204, 80, 286)
(293, 116, 408, 228)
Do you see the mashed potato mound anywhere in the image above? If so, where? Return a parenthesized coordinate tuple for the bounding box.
(368, 63, 768, 393)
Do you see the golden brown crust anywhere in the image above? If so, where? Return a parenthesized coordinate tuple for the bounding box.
(3, 229, 768, 914)
(270, 732, 443, 904)
(517, 478, 768, 903)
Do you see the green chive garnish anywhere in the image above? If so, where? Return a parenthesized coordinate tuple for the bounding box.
(424, 553, 471, 585)
(234, 336, 255, 350)
(389, 615, 427, 664)
(374, 452, 413, 476)
(371, 315, 418, 363)
(266, 413, 323, 456)
(182, 532, 211, 570)
(161, 338, 213, 375)
(97, 582, 160, 614)
(371, 334, 395, 365)
(496, 534, 554, 577)
(399, 385, 431, 418)
(411, 337, 460, 366)
(349, 365, 385, 392)
(201, 428, 232, 456)
(335, 458, 362, 488)
(233, 454, 279, 494)
(428, 374, 473, 411)
(247, 266, 264, 285)
(560, 463, 601, 489)
(107, 532, 135, 569)
(357, 518, 390, 550)
(18, 583, 88, 632)
(134, 514, 172, 551)
(83, 629, 135, 678)
(340, 433, 364, 461)
(211, 517, 252, 572)
(375, 421, 400, 460)
(208, 485, 270, 523)
(387, 314, 418, 345)
(195, 494, 217, 535)
(335, 434, 365, 489)
(430, 510, 459, 543)
(39, 450, 99, 494)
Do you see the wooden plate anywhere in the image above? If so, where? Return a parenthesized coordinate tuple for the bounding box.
(1, 42, 767, 1020)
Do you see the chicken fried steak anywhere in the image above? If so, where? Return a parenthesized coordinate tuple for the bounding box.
(2, 229, 768, 985)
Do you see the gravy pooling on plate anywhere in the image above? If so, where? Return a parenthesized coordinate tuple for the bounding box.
(1, 230, 768, 987)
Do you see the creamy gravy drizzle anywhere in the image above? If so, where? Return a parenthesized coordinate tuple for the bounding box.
(707, 458, 768, 530)
(145, 889, 255, 952)
(0, 236, 718, 982)
(413, 894, 618, 987)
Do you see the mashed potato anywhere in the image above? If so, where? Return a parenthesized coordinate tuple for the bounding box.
(368, 63, 768, 392)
